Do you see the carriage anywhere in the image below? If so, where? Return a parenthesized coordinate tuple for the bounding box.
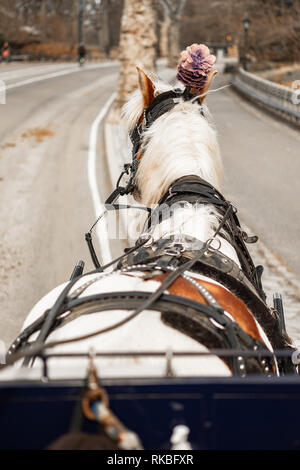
(1, 44, 300, 451)
(2, 362, 300, 450)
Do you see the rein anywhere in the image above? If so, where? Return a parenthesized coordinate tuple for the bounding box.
(7, 185, 295, 376)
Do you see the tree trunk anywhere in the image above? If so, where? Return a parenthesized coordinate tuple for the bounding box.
(158, 0, 186, 67)
(115, 0, 157, 113)
(39, 0, 47, 41)
(168, 20, 180, 67)
(98, 0, 110, 57)
(159, 17, 171, 58)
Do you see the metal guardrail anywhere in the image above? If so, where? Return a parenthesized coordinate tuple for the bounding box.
(10, 54, 29, 62)
(231, 67, 300, 125)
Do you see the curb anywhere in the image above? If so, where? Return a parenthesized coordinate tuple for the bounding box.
(104, 116, 130, 190)
(104, 111, 134, 243)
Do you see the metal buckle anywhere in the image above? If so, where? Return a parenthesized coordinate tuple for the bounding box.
(205, 237, 221, 255)
(164, 242, 185, 257)
(169, 186, 175, 197)
(209, 317, 226, 330)
(116, 161, 138, 195)
(116, 163, 131, 188)
(138, 233, 154, 247)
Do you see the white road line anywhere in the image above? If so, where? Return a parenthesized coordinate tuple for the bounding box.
(5, 67, 77, 90)
(4, 62, 118, 91)
(88, 92, 116, 265)
(0, 63, 73, 81)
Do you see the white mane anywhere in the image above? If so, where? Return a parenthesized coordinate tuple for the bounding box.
(122, 78, 222, 206)
(122, 77, 238, 263)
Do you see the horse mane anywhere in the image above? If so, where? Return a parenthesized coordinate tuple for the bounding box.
(121, 74, 239, 264)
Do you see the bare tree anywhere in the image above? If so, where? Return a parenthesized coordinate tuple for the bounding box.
(115, 0, 157, 112)
(180, 0, 300, 65)
(97, 0, 110, 56)
(158, 0, 186, 66)
(84, 0, 123, 54)
(87, 0, 110, 55)
(156, 0, 171, 58)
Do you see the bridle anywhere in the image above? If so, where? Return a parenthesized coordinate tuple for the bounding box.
(112, 87, 203, 198)
(5, 86, 298, 377)
(130, 87, 199, 162)
(84, 87, 206, 267)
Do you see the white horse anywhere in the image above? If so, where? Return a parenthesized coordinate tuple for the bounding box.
(9, 62, 283, 381)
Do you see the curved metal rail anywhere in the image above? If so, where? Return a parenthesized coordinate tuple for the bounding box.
(231, 67, 300, 125)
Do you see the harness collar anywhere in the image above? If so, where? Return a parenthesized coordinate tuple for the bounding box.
(142, 175, 264, 300)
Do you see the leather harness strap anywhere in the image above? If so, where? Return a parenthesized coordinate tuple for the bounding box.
(68, 290, 275, 376)
(120, 234, 295, 374)
(146, 175, 264, 300)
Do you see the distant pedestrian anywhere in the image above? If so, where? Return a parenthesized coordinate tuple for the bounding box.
(1, 42, 11, 63)
(78, 43, 86, 66)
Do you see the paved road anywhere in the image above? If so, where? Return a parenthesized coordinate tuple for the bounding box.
(0, 61, 299, 348)
(0, 62, 119, 346)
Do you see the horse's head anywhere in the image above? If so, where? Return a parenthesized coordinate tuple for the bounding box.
(122, 44, 223, 207)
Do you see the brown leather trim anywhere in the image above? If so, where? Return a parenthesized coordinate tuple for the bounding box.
(149, 274, 264, 344)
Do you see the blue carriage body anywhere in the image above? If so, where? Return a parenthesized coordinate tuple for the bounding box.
(1, 374, 300, 450)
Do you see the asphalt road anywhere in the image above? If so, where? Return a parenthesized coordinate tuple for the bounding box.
(0, 61, 119, 346)
(0, 60, 299, 348)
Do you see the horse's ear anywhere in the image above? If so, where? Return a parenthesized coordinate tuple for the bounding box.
(198, 70, 218, 103)
(137, 67, 155, 109)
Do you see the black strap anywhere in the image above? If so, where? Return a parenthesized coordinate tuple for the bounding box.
(147, 176, 264, 300)
(85, 193, 151, 271)
(85, 232, 102, 270)
(105, 186, 126, 204)
(130, 89, 203, 162)
(41, 290, 275, 375)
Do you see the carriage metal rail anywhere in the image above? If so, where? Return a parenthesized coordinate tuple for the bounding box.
(17, 348, 298, 381)
(231, 67, 300, 125)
